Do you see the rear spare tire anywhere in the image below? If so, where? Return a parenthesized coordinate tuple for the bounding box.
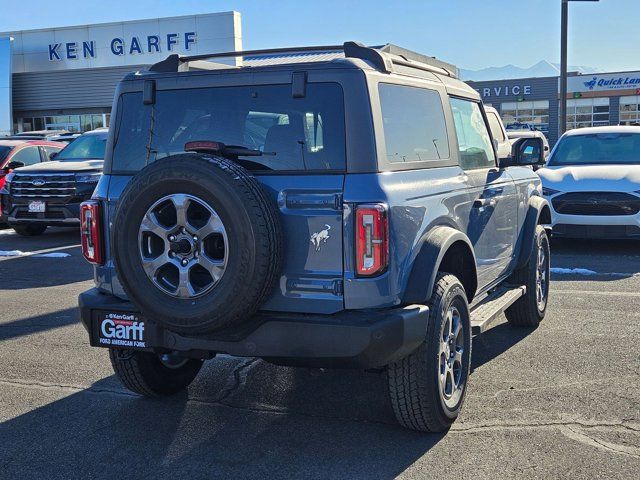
(112, 154, 282, 334)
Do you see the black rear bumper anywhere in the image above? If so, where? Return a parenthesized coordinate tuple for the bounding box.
(79, 288, 429, 369)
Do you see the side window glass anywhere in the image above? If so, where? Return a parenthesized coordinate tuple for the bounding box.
(12, 146, 42, 166)
(450, 98, 496, 170)
(379, 83, 450, 164)
(487, 112, 506, 142)
(43, 146, 62, 159)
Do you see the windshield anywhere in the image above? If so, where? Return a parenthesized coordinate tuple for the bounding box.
(56, 134, 107, 161)
(0, 146, 11, 164)
(549, 132, 640, 166)
(111, 83, 346, 173)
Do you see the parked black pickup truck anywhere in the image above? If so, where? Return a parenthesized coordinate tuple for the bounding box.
(1, 128, 107, 236)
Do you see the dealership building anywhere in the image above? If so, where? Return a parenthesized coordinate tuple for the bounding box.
(0, 12, 242, 136)
(1, 12, 639, 147)
(468, 70, 640, 147)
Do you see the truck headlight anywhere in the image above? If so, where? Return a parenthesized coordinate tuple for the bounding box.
(75, 173, 102, 183)
(542, 186, 560, 196)
(3, 172, 15, 193)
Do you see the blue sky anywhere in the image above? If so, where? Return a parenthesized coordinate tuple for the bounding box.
(1, 0, 637, 72)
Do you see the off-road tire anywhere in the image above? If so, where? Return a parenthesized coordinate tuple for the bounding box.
(388, 273, 472, 432)
(505, 225, 550, 327)
(112, 154, 282, 334)
(109, 348, 203, 396)
(13, 224, 47, 236)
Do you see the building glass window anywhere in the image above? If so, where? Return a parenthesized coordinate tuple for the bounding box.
(500, 100, 549, 133)
(620, 96, 640, 125)
(17, 112, 111, 134)
(566, 97, 610, 130)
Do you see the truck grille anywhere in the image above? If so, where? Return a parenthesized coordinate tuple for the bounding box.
(552, 192, 640, 216)
(10, 173, 76, 199)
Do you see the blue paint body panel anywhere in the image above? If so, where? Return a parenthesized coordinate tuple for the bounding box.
(91, 55, 544, 326)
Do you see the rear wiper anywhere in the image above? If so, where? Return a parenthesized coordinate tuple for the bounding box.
(184, 141, 275, 158)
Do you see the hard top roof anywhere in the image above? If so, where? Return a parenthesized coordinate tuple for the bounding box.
(136, 41, 479, 99)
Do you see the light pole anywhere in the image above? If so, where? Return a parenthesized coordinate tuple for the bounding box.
(559, 0, 599, 137)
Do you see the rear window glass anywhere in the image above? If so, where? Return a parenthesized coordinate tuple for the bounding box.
(379, 83, 449, 164)
(112, 83, 346, 173)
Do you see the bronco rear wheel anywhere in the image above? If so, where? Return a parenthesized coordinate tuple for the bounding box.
(109, 348, 203, 396)
(112, 154, 282, 334)
(388, 273, 472, 432)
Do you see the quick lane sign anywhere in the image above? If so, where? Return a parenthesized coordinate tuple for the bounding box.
(568, 72, 640, 93)
(48, 32, 197, 61)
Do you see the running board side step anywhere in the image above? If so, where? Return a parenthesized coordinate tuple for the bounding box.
(470, 285, 526, 335)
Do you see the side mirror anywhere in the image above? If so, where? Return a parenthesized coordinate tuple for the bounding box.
(511, 137, 544, 167)
(6, 161, 25, 170)
(49, 152, 57, 160)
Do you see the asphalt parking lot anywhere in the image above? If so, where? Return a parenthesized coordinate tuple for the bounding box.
(0, 227, 638, 479)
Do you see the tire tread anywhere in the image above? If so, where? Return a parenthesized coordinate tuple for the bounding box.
(388, 273, 469, 432)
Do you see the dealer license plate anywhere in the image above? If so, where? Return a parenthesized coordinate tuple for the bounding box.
(28, 200, 46, 213)
(95, 311, 147, 349)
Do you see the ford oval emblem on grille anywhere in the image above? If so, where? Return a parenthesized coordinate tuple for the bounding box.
(32, 179, 46, 186)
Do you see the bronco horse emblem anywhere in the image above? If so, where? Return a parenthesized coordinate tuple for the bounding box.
(310, 224, 331, 252)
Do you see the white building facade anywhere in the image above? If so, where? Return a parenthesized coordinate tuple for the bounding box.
(0, 11, 242, 135)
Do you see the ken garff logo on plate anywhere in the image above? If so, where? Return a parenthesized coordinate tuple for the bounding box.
(310, 224, 331, 252)
(32, 178, 46, 186)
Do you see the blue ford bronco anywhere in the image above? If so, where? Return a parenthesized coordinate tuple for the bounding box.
(78, 42, 551, 432)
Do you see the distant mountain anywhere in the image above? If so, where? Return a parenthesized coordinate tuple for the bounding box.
(460, 60, 598, 81)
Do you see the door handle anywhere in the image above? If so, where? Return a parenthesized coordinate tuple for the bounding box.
(473, 198, 496, 209)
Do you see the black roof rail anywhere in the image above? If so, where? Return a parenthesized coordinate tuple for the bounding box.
(148, 42, 458, 78)
(378, 44, 458, 78)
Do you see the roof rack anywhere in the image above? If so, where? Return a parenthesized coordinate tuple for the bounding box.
(148, 41, 458, 78)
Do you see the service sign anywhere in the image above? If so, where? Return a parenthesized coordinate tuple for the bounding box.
(567, 72, 640, 93)
(1, 12, 241, 73)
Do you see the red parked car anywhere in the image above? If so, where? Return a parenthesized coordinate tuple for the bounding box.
(0, 139, 64, 222)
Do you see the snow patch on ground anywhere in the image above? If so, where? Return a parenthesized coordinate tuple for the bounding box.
(551, 267, 598, 275)
(0, 250, 24, 256)
(551, 267, 639, 277)
(0, 250, 71, 258)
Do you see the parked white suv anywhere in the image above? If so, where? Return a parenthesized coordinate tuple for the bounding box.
(485, 106, 550, 161)
(538, 126, 640, 239)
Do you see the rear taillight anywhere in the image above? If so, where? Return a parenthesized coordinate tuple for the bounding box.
(80, 200, 104, 265)
(355, 204, 388, 276)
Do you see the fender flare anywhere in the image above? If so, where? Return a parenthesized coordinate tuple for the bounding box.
(402, 226, 478, 304)
(514, 195, 551, 270)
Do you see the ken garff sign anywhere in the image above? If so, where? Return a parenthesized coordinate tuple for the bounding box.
(48, 32, 197, 61)
(477, 85, 532, 98)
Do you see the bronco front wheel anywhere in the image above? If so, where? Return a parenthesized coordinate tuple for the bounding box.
(388, 273, 472, 432)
